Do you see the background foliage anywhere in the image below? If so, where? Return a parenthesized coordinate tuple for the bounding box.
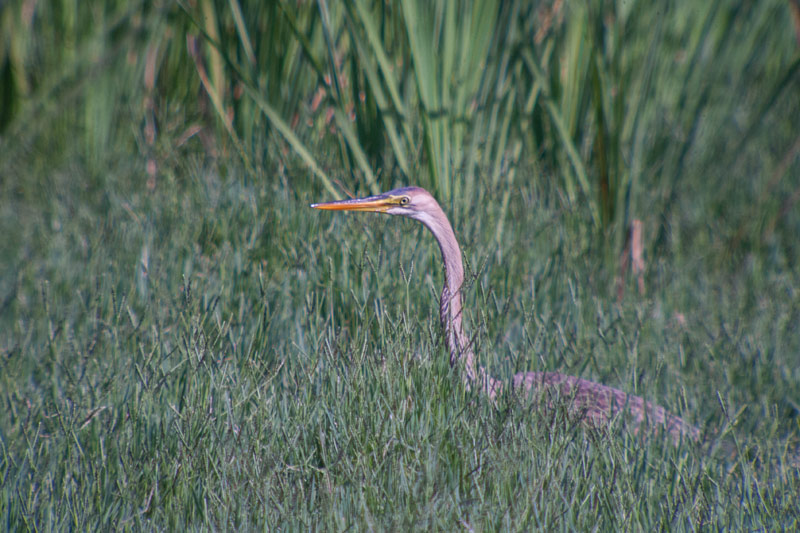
(1, 0, 799, 529)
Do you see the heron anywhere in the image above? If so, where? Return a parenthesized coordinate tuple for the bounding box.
(312, 186, 700, 444)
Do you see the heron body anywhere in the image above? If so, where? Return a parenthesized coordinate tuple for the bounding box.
(312, 186, 699, 444)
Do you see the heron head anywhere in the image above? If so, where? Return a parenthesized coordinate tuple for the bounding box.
(311, 186, 438, 221)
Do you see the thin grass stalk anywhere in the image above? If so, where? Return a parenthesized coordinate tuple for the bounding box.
(315, 0, 361, 187)
(227, 0, 256, 66)
(345, 1, 412, 178)
(188, 35, 253, 174)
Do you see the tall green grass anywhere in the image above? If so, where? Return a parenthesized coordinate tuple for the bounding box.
(1, 0, 799, 529)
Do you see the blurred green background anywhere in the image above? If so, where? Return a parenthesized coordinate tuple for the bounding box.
(1, 0, 799, 529)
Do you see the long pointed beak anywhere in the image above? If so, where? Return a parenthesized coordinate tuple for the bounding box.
(311, 194, 395, 213)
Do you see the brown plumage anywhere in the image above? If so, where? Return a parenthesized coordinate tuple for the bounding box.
(313, 186, 699, 444)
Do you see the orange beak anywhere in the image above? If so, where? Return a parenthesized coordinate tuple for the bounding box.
(311, 193, 397, 213)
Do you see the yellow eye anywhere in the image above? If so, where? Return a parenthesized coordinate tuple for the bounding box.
(400, 197, 410, 205)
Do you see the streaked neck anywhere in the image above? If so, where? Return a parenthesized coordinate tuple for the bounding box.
(413, 203, 477, 383)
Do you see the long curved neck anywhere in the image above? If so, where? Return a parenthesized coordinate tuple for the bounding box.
(413, 203, 477, 383)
